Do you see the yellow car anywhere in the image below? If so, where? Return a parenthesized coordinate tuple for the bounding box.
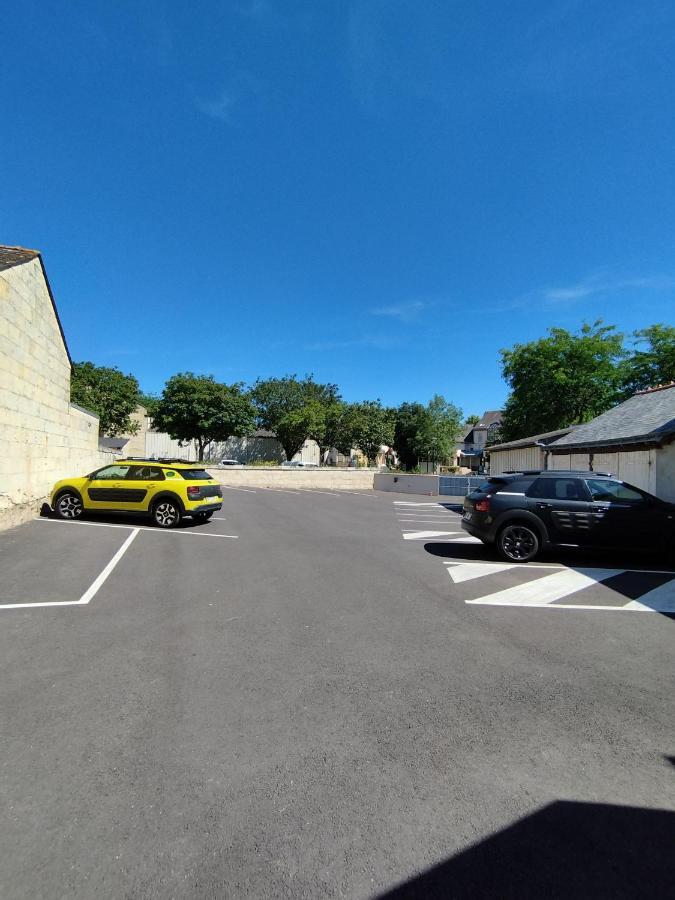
(50, 459, 222, 528)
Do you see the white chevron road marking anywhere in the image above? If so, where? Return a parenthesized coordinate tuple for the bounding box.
(402, 530, 463, 540)
(623, 578, 675, 612)
(445, 561, 524, 583)
(465, 568, 622, 606)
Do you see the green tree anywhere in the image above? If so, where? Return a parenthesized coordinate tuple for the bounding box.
(393, 397, 463, 470)
(250, 375, 340, 460)
(464, 413, 481, 425)
(138, 393, 161, 418)
(346, 400, 395, 466)
(499, 322, 625, 441)
(276, 403, 328, 462)
(153, 373, 256, 461)
(620, 324, 675, 396)
(70, 361, 141, 436)
(393, 402, 428, 470)
(415, 395, 463, 464)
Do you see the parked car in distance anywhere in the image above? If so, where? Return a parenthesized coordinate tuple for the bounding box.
(281, 460, 318, 468)
(218, 458, 241, 466)
(50, 459, 222, 528)
(462, 469, 675, 562)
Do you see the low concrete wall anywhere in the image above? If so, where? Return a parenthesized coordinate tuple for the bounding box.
(207, 468, 376, 490)
(373, 474, 440, 495)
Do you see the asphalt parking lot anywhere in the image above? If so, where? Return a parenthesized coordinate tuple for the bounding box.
(1, 488, 674, 898)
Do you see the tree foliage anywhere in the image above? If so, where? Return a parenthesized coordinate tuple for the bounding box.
(345, 400, 395, 465)
(620, 324, 675, 396)
(464, 413, 481, 425)
(138, 393, 161, 418)
(153, 373, 256, 460)
(250, 375, 341, 461)
(499, 322, 625, 441)
(416, 395, 463, 462)
(70, 361, 141, 437)
(393, 396, 463, 469)
(393, 402, 427, 470)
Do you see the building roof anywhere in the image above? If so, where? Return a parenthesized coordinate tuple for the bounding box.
(486, 426, 577, 452)
(0, 245, 40, 272)
(551, 383, 675, 451)
(0, 244, 72, 365)
(480, 410, 503, 427)
(99, 437, 130, 451)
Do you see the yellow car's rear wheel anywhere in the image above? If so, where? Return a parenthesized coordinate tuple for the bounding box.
(55, 490, 84, 520)
(152, 498, 182, 528)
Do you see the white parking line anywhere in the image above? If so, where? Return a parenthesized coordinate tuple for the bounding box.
(35, 519, 238, 538)
(259, 487, 302, 494)
(220, 485, 257, 493)
(0, 528, 140, 611)
(297, 489, 341, 496)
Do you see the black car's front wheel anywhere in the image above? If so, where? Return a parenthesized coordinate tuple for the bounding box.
(497, 523, 540, 562)
(152, 499, 182, 528)
(54, 490, 84, 520)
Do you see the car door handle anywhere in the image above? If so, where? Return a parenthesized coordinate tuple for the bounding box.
(536, 502, 552, 509)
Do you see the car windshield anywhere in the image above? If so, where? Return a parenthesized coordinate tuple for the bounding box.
(177, 469, 212, 480)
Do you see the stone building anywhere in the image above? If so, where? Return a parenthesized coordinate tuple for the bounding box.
(0, 245, 113, 529)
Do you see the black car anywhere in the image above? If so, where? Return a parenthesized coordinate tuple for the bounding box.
(461, 470, 675, 562)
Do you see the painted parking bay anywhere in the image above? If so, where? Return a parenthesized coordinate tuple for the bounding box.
(394, 499, 675, 613)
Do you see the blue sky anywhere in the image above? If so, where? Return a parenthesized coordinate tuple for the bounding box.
(3, 1, 674, 416)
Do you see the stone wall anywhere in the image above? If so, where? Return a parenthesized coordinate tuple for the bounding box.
(208, 468, 376, 490)
(0, 256, 113, 530)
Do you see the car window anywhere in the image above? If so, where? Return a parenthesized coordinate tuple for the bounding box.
(177, 469, 212, 480)
(527, 478, 587, 500)
(500, 478, 534, 494)
(128, 466, 165, 481)
(586, 479, 645, 503)
(93, 465, 131, 480)
(476, 479, 507, 493)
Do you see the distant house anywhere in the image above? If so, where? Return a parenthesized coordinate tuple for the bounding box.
(548, 383, 675, 501)
(456, 410, 503, 471)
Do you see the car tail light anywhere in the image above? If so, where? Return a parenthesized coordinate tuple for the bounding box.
(475, 498, 490, 513)
(187, 486, 201, 499)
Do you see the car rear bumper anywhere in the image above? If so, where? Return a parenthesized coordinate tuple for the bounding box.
(190, 501, 222, 514)
(461, 518, 493, 543)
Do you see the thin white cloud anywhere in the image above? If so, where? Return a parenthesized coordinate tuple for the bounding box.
(544, 273, 675, 304)
(196, 89, 237, 123)
(370, 300, 425, 321)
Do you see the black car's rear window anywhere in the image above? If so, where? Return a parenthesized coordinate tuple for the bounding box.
(177, 469, 212, 480)
(477, 478, 507, 493)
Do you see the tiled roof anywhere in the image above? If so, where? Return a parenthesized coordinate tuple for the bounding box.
(0, 245, 40, 272)
(487, 426, 577, 452)
(551, 384, 675, 450)
(480, 410, 503, 427)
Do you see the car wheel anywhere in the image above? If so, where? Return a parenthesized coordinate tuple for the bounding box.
(153, 499, 182, 528)
(54, 491, 84, 520)
(497, 522, 540, 562)
(193, 511, 213, 522)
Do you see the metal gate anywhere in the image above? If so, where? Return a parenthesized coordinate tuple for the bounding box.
(439, 475, 485, 496)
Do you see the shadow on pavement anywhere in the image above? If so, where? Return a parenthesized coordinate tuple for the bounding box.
(423, 541, 675, 572)
(38, 506, 208, 531)
(377, 801, 675, 899)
